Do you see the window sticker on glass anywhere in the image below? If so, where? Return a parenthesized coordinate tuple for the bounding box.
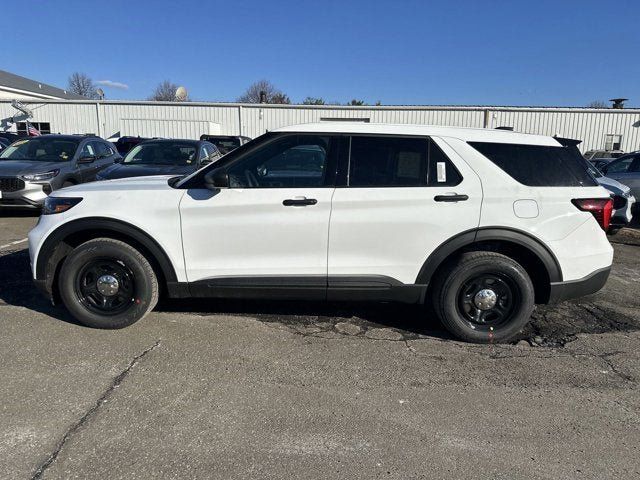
(397, 152, 421, 178)
(437, 161, 447, 182)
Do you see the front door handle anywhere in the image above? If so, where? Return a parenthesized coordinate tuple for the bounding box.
(434, 194, 469, 202)
(283, 197, 318, 206)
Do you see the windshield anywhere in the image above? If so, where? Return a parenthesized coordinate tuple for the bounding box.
(123, 142, 198, 166)
(0, 137, 80, 162)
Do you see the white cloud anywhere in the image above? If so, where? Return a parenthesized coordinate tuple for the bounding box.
(95, 80, 129, 90)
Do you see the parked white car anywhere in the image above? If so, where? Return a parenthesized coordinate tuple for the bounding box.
(28, 123, 614, 343)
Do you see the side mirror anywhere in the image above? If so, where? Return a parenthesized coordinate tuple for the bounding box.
(204, 167, 229, 190)
(77, 155, 95, 164)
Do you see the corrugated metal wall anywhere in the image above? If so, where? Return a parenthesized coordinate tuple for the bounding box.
(2, 100, 640, 153)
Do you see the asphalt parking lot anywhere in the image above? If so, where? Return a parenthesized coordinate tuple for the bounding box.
(1, 212, 639, 480)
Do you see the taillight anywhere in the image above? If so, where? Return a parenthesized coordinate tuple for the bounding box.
(572, 198, 613, 231)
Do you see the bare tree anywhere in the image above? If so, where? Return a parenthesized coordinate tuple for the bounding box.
(348, 99, 367, 106)
(237, 80, 290, 104)
(149, 80, 184, 101)
(587, 100, 608, 108)
(303, 97, 325, 105)
(67, 72, 98, 98)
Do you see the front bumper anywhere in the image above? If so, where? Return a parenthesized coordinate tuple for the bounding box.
(0, 177, 49, 208)
(548, 266, 611, 304)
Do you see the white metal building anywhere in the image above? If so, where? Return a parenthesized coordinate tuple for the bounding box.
(1, 99, 639, 153)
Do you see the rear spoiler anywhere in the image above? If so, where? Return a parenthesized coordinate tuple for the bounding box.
(553, 136, 582, 148)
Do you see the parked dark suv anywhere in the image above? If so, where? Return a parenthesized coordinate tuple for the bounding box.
(0, 135, 120, 209)
(96, 139, 222, 180)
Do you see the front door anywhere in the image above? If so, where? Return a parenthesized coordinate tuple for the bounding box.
(179, 134, 340, 297)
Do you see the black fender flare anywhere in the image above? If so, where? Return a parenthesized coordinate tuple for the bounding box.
(35, 217, 178, 284)
(415, 227, 563, 285)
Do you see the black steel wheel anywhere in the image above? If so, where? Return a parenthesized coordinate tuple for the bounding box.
(59, 238, 158, 329)
(74, 258, 136, 315)
(432, 251, 535, 343)
(457, 273, 519, 331)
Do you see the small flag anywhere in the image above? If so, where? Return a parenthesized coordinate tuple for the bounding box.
(27, 122, 41, 136)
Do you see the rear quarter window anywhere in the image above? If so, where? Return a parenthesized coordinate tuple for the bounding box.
(468, 142, 597, 187)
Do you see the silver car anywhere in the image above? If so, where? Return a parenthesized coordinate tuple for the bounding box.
(584, 162, 636, 231)
(0, 135, 120, 209)
(601, 152, 640, 203)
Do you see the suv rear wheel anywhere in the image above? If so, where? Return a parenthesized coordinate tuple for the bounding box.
(58, 238, 158, 329)
(432, 251, 534, 343)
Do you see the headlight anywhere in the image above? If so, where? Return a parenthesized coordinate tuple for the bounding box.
(22, 169, 60, 182)
(43, 197, 83, 215)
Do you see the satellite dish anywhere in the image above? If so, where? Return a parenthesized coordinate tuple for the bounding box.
(175, 86, 188, 101)
(11, 100, 33, 118)
(96, 88, 105, 100)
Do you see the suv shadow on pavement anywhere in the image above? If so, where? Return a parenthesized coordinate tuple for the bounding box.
(1, 248, 638, 345)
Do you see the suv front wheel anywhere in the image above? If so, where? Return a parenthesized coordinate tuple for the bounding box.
(59, 238, 159, 329)
(433, 251, 535, 343)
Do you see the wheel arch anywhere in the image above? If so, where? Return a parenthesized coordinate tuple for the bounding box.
(416, 227, 563, 304)
(35, 217, 178, 301)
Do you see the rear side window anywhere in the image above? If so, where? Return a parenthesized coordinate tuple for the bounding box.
(469, 142, 597, 187)
(348, 136, 462, 187)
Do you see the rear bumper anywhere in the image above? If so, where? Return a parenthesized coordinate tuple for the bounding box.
(548, 266, 611, 303)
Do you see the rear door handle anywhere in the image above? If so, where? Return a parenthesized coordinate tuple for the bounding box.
(283, 197, 318, 206)
(434, 194, 469, 202)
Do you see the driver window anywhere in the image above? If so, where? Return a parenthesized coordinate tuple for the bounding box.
(227, 135, 331, 188)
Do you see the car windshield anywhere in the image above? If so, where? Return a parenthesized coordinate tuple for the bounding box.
(0, 137, 80, 161)
(123, 142, 198, 166)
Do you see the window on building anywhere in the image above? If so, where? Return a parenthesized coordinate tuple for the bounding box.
(469, 142, 597, 187)
(604, 134, 622, 151)
(348, 136, 462, 187)
(16, 122, 51, 135)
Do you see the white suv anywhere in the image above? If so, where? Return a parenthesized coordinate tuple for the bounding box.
(28, 123, 614, 343)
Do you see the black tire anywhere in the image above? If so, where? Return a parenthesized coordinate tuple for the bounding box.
(59, 238, 159, 329)
(432, 251, 535, 343)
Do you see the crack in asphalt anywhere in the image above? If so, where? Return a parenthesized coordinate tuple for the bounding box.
(592, 351, 635, 383)
(30, 340, 161, 480)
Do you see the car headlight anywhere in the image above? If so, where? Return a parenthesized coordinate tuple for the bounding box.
(43, 197, 83, 215)
(22, 169, 60, 182)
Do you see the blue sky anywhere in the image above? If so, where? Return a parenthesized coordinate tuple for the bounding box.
(3, 0, 639, 106)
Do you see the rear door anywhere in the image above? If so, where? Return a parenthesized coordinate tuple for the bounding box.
(328, 135, 482, 288)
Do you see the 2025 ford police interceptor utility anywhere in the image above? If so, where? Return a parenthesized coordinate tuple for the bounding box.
(28, 123, 613, 343)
